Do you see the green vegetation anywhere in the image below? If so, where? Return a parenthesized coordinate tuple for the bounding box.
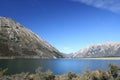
(1, 64, 120, 80)
(0, 68, 8, 77)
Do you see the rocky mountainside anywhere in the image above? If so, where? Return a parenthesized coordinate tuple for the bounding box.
(72, 42, 120, 58)
(0, 17, 64, 58)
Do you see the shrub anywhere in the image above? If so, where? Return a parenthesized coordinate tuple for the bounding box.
(109, 64, 120, 79)
(0, 68, 8, 77)
(34, 67, 45, 80)
(80, 70, 110, 80)
(115, 75, 120, 80)
(44, 70, 55, 80)
(34, 67, 55, 80)
(66, 72, 77, 80)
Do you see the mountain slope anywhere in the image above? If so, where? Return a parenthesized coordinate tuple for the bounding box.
(72, 42, 120, 58)
(0, 17, 64, 58)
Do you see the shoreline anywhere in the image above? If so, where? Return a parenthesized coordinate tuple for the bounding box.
(0, 56, 51, 59)
(80, 57, 120, 60)
(0, 57, 120, 60)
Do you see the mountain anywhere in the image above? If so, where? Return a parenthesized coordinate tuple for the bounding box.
(0, 17, 64, 58)
(72, 42, 120, 58)
(64, 53, 74, 58)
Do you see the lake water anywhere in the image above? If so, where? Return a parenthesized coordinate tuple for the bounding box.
(0, 59, 120, 75)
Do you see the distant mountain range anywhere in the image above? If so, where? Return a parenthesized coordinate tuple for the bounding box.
(72, 42, 120, 58)
(0, 17, 64, 58)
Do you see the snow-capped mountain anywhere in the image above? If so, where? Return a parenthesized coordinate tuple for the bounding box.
(72, 42, 120, 58)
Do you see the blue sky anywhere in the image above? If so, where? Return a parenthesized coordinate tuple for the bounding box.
(0, 0, 120, 54)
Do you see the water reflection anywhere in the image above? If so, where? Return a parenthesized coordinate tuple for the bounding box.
(0, 59, 120, 75)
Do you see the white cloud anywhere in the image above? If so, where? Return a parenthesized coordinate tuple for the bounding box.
(72, 0, 120, 13)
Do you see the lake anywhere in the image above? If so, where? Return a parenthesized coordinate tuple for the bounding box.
(0, 59, 120, 75)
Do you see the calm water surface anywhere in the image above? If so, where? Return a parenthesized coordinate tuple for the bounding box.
(0, 59, 120, 75)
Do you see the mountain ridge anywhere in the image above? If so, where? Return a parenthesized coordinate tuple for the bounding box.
(0, 17, 64, 58)
(72, 42, 120, 58)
